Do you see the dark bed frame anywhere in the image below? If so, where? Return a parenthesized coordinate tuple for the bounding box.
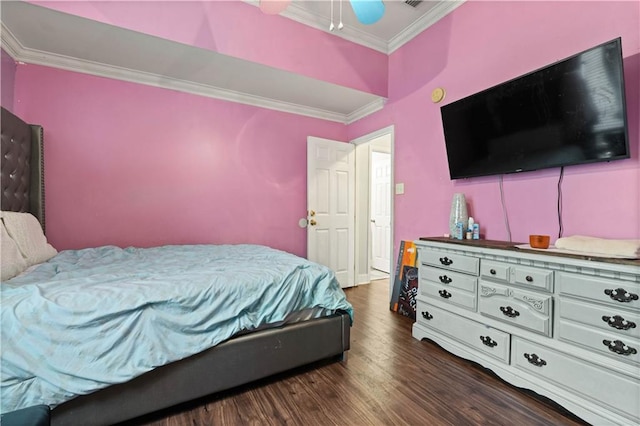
(0, 107, 351, 426)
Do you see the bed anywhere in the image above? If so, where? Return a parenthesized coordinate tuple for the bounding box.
(0, 107, 352, 426)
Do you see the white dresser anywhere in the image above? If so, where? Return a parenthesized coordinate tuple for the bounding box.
(412, 238, 640, 425)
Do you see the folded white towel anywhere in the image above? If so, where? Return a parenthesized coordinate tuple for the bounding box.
(555, 235, 640, 259)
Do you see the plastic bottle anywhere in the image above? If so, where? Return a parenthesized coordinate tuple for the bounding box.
(472, 223, 480, 240)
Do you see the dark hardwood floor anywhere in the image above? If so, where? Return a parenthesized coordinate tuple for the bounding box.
(135, 280, 587, 426)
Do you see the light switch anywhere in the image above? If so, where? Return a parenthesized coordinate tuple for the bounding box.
(395, 183, 405, 195)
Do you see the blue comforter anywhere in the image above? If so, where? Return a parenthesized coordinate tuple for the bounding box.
(0, 244, 353, 413)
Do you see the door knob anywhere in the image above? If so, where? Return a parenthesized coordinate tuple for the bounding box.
(309, 210, 316, 217)
(370, 219, 376, 223)
(310, 219, 317, 226)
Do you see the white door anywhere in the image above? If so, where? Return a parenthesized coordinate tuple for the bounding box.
(370, 151, 391, 273)
(307, 137, 355, 288)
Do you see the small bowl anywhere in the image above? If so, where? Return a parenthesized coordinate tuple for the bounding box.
(529, 235, 550, 249)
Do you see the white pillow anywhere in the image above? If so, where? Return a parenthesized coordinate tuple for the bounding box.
(1, 211, 57, 267)
(1, 221, 28, 281)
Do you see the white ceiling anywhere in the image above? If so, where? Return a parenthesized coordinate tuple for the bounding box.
(1, 1, 463, 123)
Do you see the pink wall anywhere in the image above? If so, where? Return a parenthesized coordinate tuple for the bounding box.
(1, 49, 16, 111)
(27, 1, 388, 97)
(14, 65, 347, 256)
(349, 0, 640, 250)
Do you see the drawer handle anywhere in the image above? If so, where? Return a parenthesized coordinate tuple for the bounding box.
(421, 311, 433, 320)
(480, 336, 497, 347)
(500, 306, 520, 318)
(524, 353, 547, 367)
(438, 289, 452, 299)
(602, 315, 637, 331)
(603, 339, 638, 356)
(439, 275, 452, 284)
(439, 256, 453, 266)
(489, 269, 496, 275)
(525, 275, 533, 282)
(604, 288, 639, 303)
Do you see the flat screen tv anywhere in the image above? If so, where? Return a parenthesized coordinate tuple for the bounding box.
(441, 38, 630, 180)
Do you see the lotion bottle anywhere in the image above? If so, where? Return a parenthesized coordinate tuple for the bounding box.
(472, 223, 480, 240)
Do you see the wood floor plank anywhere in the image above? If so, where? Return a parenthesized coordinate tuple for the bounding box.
(133, 280, 586, 426)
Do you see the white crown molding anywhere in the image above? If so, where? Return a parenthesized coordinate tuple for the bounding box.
(242, 0, 388, 53)
(346, 98, 386, 124)
(1, 24, 359, 124)
(280, 2, 389, 54)
(388, 1, 466, 54)
(244, 0, 467, 54)
(1, 23, 22, 60)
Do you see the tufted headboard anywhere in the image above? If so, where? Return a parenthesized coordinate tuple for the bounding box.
(1, 107, 46, 232)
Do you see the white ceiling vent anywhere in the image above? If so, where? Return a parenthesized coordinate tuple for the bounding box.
(404, 0, 423, 7)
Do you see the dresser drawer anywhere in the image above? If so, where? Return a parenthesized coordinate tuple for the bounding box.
(420, 249, 479, 275)
(558, 320, 640, 366)
(512, 337, 640, 422)
(420, 267, 477, 292)
(513, 265, 553, 292)
(480, 260, 511, 282)
(481, 260, 553, 292)
(479, 281, 552, 336)
(559, 297, 640, 340)
(417, 301, 510, 363)
(557, 272, 640, 311)
(421, 281, 476, 312)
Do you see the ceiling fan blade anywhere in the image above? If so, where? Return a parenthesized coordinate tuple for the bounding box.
(349, 0, 385, 25)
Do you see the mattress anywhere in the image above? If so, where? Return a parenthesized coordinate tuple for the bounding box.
(0, 244, 353, 413)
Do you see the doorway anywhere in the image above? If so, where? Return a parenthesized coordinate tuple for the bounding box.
(370, 151, 391, 278)
(353, 126, 394, 286)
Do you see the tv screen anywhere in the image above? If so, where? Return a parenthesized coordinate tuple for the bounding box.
(441, 38, 630, 180)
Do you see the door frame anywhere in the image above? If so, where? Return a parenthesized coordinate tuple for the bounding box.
(351, 125, 394, 286)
